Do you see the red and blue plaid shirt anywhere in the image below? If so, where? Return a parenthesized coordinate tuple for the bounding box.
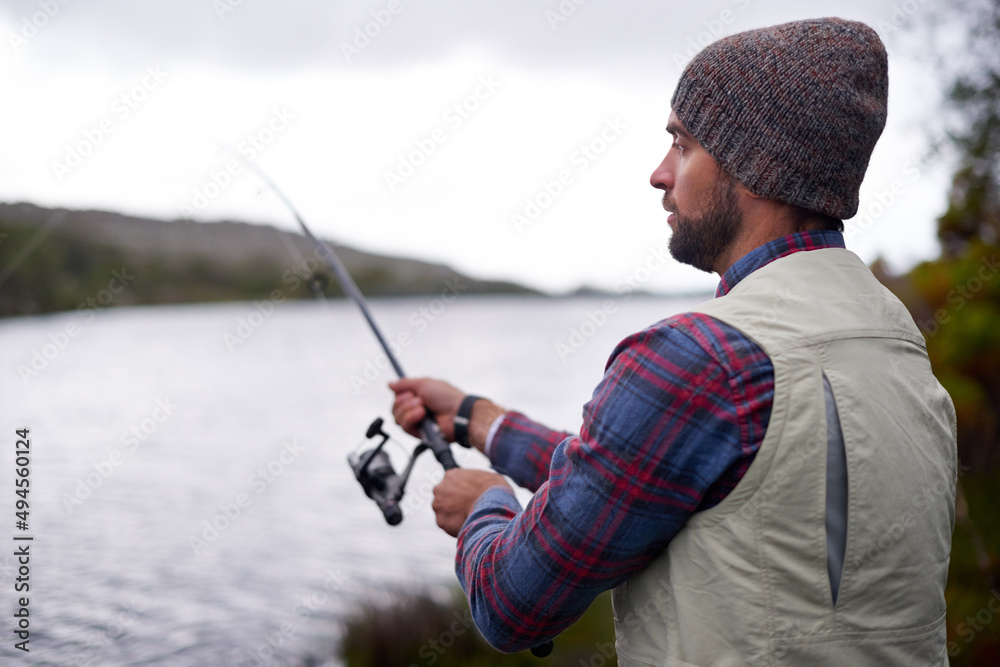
(457, 230, 846, 652)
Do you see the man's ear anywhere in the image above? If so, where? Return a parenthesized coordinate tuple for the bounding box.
(736, 181, 764, 200)
(732, 180, 764, 216)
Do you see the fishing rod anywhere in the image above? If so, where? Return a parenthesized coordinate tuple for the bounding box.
(221, 148, 459, 523)
(229, 150, 554, 658)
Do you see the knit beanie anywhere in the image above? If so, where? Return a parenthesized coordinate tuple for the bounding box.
(671, 17, 889, 220)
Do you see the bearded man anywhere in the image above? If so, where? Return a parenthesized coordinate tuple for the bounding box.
(391, 17, 957, 666)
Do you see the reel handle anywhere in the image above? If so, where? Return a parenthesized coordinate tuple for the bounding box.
(531, 641, 554, 658)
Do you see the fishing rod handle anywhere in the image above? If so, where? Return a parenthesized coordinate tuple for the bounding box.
(419, 416, 458, 470)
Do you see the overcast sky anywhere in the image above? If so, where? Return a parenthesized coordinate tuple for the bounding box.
(0, 0, 956, 295)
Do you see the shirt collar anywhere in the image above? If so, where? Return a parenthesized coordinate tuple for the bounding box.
(716, 230, 846, 297)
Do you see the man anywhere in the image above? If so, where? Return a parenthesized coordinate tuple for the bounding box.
(391, 17, 957, 666)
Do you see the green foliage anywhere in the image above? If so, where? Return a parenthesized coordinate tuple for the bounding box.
(933, 0, 1000, 255)
(889, 6, 1000, 662)
(0, 221, 133, 316)
(881, 241, 1000, 469)
(884, 0, 1000, 470)
(338, 588, 617, 667)
(944, 474, 1000, 666)
(0, 204, 536, 318)
(918, 256, 1000, 658)
(0, 218, 331, 318)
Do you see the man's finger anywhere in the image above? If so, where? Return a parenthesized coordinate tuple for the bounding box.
(389, 378, 425, 395)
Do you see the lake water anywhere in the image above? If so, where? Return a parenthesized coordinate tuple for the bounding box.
(0, 294, 706, 666)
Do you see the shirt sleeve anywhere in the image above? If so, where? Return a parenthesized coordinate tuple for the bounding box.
(454, 314, 773, 653)
(487, 412, 573, 492)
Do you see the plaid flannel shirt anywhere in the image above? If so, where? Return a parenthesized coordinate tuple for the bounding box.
(458, 230, 847, 652)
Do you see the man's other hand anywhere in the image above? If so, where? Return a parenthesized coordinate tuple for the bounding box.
(433, 469, 512, 537)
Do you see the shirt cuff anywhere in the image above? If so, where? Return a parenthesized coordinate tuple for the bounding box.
(483, 412, 508, 458)
(460, 485, 523, 542)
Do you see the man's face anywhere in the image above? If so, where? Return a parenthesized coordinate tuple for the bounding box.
(650, 112, 743, 274)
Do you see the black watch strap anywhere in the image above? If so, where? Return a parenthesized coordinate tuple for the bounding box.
(453, 395, 482, 448)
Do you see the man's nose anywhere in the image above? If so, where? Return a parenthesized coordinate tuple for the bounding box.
(650, 153, 674, 191)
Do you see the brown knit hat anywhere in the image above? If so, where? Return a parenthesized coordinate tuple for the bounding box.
(671, 17, 889, 220)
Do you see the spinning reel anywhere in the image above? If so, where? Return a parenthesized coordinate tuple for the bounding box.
(348, 417, 436, 525)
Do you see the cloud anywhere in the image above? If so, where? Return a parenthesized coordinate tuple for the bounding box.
(2, 0, 903, 76)
(0, 0, 951, 294)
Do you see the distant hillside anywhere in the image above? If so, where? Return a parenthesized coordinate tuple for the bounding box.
(0, 202, 538, 318)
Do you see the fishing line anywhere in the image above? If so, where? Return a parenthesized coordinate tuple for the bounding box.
(216, 145, 458, 464)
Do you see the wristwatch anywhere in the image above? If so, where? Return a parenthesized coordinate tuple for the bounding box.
(453, 395, 482, 448)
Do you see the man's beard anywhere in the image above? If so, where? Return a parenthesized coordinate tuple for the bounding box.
(665, 176, 743, 273)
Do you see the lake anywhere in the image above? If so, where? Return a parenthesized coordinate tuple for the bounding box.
(0, 293, 706, 666)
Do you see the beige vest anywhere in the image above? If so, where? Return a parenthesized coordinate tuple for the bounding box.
(613, 248, 957, 667)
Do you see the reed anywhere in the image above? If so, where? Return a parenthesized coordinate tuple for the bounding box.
(338, 587, 617, 667)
